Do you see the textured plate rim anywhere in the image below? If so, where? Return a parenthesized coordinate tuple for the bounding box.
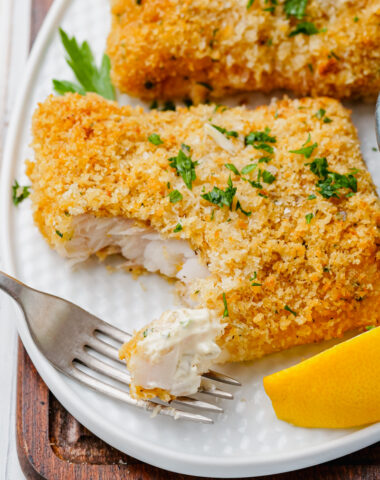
(1, 0, 379, 476)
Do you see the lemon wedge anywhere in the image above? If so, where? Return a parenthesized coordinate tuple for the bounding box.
(263, 327, 380, 428)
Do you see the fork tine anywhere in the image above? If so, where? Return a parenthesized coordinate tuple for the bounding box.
(85, 335, 122, 362)
(202, 369, 242, 386)
(199, 386, 233, 400)
(76, 352, 225, 412)
(68, 365, 213, 423)
(95, 322, 131, 344)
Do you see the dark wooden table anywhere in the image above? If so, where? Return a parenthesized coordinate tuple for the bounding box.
(16, 1, 380, 478)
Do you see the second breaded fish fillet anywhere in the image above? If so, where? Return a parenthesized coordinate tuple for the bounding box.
(107, 0, 380, 102)
(28, 93, 380, 362)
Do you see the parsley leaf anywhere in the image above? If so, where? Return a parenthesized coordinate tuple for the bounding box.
(225, 163, 240, 175)
(284, 0, 308, 19)
(262, 170, 276, 184)
(253, 143, 274, 154)
(53, 28, 115, 100)
(315, 108, 332, 123)
(236, 200, 252, 216)
(173, 223, 183, 232)
(148, 133, 163, 145)
(169, 190, 183, 203)
(290, 142, 318, 158)
(245, 128, 276, 145)
(241, 163, 257, 175)
(246, 179, 263, 189)
(55, 230, 63, 238)
(12, 180, 31, 206)
(317, 173, 357, 199)
(307, 194, 316, 200)
(222, 293, 229, 317)
(258, 156, 271, 163)
(212, 124, 239, 138)
(289, 22, 320, 37)
(305, 212, 314, 224)
(284, 305, 298, 316)
(169, 145, 198, 190)
(247, 0, 255, 8)
(201, 176, 237, 210)
(305, 157, 329, 178)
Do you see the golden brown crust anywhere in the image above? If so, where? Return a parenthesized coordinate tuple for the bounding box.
(107, 0, 380, 101)
(29, 93, 380, 362)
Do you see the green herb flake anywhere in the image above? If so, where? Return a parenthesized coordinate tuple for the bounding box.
(143, 329, 148, 337)
(290, 142, 318, 158)
(149, 99, 158, 110)
(262, 170, 276, 184)
(173, 223, 183, 232)
(148, 133, 163, 145)
(169, 146, 198, 190)
(315, 108, 332, 123)
(258, 192, 268, 198)
(307, 194, 316, 200)
(222, 293, 229, 317)
(328, 50, 340, 61)
(245, 128, 276, 145)
(365, 325, 375, 331)
(305, 212, 314, 224)
(212, 124, 239, 138)
(236, 200, 252, 216)
(169, 189, 183, 203)
(224, 163, 240, 175)
(284, 0, 308, 19)
(284, 305, 298, 316)
(372, 147, 377, 152)
(354, 16, 359, 22)
(253, 143, 274, 154)
(305, 157, 329, 178)
(247, 0, 255, 9)
(201, 175, 237, 210)
(258, 157, 271, 164)
(12, 180, 31, 206)
(307, 63, 314, 72)
(53, 29, 115, 100)
(55, 230, 63, 238)
(289, 22, 320, 37)
(251, 282, 262, 286)
(183, 98, 193, 108)
(162, 100, 176, 111)
(241, 163, 257, 175)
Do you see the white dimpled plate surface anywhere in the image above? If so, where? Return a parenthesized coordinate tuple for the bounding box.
(1, 0, 379, 477)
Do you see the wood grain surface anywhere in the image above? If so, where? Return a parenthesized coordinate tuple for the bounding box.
(16, 0, 380, 478)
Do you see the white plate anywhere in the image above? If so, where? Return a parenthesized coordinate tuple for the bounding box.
(1, 0, 379, 477)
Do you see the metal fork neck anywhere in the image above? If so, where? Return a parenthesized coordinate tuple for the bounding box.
(0, 270, 25, 304)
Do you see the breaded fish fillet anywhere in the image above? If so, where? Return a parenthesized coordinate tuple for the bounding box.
(107, 0, 380, 102)
(28, 93, 380, 362)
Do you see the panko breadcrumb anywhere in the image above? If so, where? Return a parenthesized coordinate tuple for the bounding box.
(28, 93, 380, 362)
(107, 0, 380, 102)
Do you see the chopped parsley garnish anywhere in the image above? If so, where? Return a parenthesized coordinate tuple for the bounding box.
(258, 192, 268, 198)
(169, 189, 183, 203)
(246, 179, 263, 189)
(263, 6, 275, 13)
(328, 50, 340, 61)
(12, 180, 30, 206)
(365, 325, 375, 331)
(169, 145, 198, 190)
(173, 223, 183, 232)
(241, 163, 257, 175)
(253, 143, 274, 154)
(284, 0, 308, 19)
(305, 213, 314, 224)
(201, 175, 236, 210)
(261, 170, 276, 184)
(212, 124, 239, 138)
(306, 157, 358, 199)
(307, 63, 314, 72)
(197, 82, 213, 91)
(150, 99, 158, 110)
(245, 127, 276, 145)
(55, 230, 63, 238)
(251, 271, 257, 280)
(307, 194, 316, 200)
(225, 163, 240, 175)
(53, 29, 115, 100)
(354, 16, 359, 22)
(247, 0, 255, 8)
(143, 329, 148, 337)
(315, 108, 332, 123)
(284, 305, 298, 316)
(290, 141, 318, 159)
(306, 157, 328, 178)
(289, 21, 320, 37)
(183, 98, 193, 108)
(222, 293, 229, 317)
(258, 157, 271, 163)
(372, 147, 377, 152)
(251, 282, 262, 286)
(236, 200, 251, 216)
(148, 133, 163, 145)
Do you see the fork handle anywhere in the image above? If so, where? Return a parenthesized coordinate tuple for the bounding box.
(0, 270, 25, 303)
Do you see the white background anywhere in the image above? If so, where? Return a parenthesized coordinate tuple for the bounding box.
(0, 0, 30, 478)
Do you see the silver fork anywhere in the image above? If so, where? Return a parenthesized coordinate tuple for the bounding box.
(0, 270, 240, 424)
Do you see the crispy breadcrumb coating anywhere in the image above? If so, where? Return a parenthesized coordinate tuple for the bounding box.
(28, 93, 380, 362)
(107, 0, 380, 102)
